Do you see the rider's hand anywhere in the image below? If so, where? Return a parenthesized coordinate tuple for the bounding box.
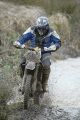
(13, 41, 20, 48)
(33, 47, 41, 52)
(13, 41, 25, 48)
(44, 45, 56, 51)
(21, 44, 25, 48)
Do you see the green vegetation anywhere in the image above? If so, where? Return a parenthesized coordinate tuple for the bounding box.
(0, 80, 12, 120)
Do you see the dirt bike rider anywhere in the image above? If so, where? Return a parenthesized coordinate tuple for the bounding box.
(13, 16, 61, 93)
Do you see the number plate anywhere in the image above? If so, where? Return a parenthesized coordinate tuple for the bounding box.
(26, 62, 35, 70)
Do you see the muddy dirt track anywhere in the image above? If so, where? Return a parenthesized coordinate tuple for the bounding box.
(8, 58, 80, 120)
(8, 103, 80, 120)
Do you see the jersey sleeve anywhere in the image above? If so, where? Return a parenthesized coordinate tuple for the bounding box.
(50, 30, 61, 49)
(18, 27, 35, 47)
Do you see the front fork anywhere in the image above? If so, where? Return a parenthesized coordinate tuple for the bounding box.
(31, 64, 39, 96)
(21, 64, 39, 95)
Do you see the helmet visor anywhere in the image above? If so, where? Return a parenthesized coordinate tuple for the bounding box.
(37, 26, 48, 35)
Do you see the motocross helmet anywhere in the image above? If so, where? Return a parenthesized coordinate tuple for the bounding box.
(36, 16, 49, 36)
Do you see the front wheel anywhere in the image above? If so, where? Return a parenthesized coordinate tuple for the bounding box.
(34, 91, 40, 105)
(24, 75, 32, 109)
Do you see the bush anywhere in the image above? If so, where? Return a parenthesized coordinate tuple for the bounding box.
(0, 80, 11, 120)
(49, 13, 71, 44)
(1, 0, 77, 14)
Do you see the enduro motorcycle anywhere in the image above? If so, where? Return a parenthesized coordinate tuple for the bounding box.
(23, 48, 42, 109)
(13, 34, 55, 109)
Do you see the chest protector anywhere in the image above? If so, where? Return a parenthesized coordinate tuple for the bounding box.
(32, 26, 49, 48)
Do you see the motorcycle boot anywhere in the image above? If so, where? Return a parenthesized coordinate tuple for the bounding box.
(36, 64, 43, 92)
(42, 65, 50, 93)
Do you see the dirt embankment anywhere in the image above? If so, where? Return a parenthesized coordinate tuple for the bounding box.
(0, 2, 46, 119)
(0, 1, 46, 86)
(0, 1, 79, 59)
(0, 1, 45, 49)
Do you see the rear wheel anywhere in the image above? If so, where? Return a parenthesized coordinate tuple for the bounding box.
(33, 81, 42, 105)
(24, 75, 32, 109)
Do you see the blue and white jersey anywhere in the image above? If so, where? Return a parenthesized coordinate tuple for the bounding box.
(18, 26, 61, 52)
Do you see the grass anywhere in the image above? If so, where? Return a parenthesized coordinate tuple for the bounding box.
(0, 0, 77, 14)
(0, 80, 12, 120)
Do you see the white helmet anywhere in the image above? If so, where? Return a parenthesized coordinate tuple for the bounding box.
(36, 16, 49, 35)
(36, 16, 49, 27)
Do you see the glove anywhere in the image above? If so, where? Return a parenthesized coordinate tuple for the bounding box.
(33, 47, 41, 52)
(44, 45, 56, 51)
(21, 44, 25, 48)
(13, 41, 25, 48)
(13, 41, 20, 47)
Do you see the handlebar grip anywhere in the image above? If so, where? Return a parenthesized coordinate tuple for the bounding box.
(13, 44, 21, 49)
(27, 47, 35, 51)
(41, 49, 56, 53)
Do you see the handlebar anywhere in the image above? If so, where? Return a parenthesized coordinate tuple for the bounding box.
(27, 47, 36, 51)
(27, 47, 56, 53)
(13, 44, 55, 53)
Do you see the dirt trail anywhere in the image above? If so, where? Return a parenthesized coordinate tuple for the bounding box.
(8, 105, 77, 120)
(8, 58, 80, 120)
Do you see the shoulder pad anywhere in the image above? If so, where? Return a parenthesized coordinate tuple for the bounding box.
(53, 30, 60, 39)
(49, 28, 60, 39)
(23, 27, 34, 35)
